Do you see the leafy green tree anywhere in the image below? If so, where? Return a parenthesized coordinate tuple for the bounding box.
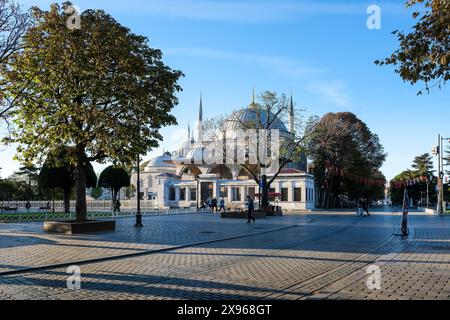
(90, 186, 103, 200)
(2, 3, 182, 221)
(308, 112, 386, 208)
(411, 153, 434, 176)
(0, 179, 17, 208)
(98, 166, 130, 210)
(39, 155, 96, 213)
(15, 164, 39, 200)
(375, 0, 449, 94)
(390, 154, 436, 206)
(444, 146, 450, 175)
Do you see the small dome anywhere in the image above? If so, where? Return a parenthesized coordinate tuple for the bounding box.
(147, 153, 175, 168)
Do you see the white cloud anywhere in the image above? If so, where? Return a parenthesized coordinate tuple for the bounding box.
(307, 81, 352, 107)
(165, 47, 326, 79)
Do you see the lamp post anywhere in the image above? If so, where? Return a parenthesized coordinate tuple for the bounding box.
(196, 178, 199, 210)
(437, 135, 450, 215)
(134, 116, 143, 228)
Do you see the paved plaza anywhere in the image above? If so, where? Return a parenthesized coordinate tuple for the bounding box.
(0, 208, 448, 300)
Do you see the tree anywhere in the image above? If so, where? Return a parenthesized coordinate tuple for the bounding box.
(390, 153, 436, 206)
(0, 0, 30, 126)
(204, 91, 312, 211)
(90, 186, 103, 200)
(375, 0, 449, 94)
(15, 164, 39, 200)
(444, 146, 450, 175)
(411, 153, 434, 176)
(2, 3, 182, 221)
(39, 154, 97, 213)
(98, 166, 130, 210)
(0, 179, 17, 208)
(308, 112, 386, 208)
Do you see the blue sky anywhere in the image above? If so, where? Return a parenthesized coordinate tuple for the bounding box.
(1, 0, 449, 180)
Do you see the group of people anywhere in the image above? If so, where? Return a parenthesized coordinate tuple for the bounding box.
(203, 196, 226, 213)
(356, 198, 371, 217)
(203, 195, 256, 224)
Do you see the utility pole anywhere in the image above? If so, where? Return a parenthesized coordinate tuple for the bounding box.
(439, 135, 450, 215)
(436, 134, 443, 215)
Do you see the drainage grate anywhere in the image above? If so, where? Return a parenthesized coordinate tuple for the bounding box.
(199, 231, 215, 234)
(254, 227, 265, 230)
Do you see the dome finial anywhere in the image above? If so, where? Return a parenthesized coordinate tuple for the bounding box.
(249, 87, 257, 109)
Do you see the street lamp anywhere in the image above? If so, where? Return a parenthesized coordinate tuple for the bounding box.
(134, 116, 143, 228)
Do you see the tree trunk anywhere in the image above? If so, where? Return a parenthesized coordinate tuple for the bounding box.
(75, 155, 87, 222)
(63, 187, 71, 214)
(112, 189, 117, 212)
(261, 174, 269, 211)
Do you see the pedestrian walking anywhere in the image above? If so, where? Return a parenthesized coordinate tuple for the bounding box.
(219, 197, 226, 212)
(211, 197, 218, 212)
(362, 199, 370, 216)
(246, 196, 255, 223)
(25, 201, 31, 213)
(356, 199, 363, 217)
(206, 196, 212, 213)
(401, 189, 409, 236)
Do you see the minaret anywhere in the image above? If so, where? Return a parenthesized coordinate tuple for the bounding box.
(197, 93, 203, 143)
(289, 93, 295, 133)
(187, 123, 191, 141)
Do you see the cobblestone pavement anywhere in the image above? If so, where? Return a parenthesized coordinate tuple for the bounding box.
(0, 208, 448, 300)
(0, 213, 309, 273)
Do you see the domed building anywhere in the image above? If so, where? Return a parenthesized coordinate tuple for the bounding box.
(132, 94, 314, 211)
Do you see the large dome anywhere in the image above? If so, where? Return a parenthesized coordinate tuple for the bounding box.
(147, 152, 175, 169)
(223, 108, 289, 133)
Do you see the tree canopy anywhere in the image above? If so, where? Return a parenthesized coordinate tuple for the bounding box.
(308, 112, 386, 208)
(375, 0, 449, 94)
(411, 153, 434, 176)
(390, 153, 437, 206)
(1, 2, 183, 220)
(98, 166, 130, 193)
(39, 155, 96, 212)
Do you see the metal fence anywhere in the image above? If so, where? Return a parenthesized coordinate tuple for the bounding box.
(0, 199, 157, 213)
(0, 207, 210, 223)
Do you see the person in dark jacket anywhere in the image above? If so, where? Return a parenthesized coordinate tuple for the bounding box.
(246, 196, 255, 223)
(211, 198, 218, 212)
(362, 198, 370, 216)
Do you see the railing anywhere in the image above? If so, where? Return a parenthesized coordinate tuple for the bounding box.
(0, 199, 157, 213)
(0, 207, 209, 224)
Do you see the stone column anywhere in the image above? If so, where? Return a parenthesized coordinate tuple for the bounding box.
(175, 187, 180, 202)
(241, 186, 246, 203)
(301, 182, 307, 204)
(186, 187, 190, 202)
(289, 181, 295, 202)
